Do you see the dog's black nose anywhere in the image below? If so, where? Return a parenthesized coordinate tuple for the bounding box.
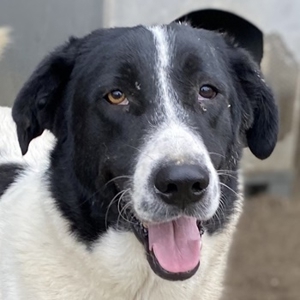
(154, 164, 209, 208)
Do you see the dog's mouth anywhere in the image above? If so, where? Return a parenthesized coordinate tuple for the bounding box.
(109, 180, 204, 281)
(130, 212, 204, 281)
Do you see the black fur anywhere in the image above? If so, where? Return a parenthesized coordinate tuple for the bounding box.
(12, 24, 278, 243)
(12, 37, 79, 155)
(176, 9, 264, 64)
(0, 164, 24, 197)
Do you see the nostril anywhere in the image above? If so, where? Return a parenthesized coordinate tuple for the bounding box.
(191, 182, 202, 193)
(191, 175, 209, 194)
(155, 181, 178, 194)
(165, 183, 178, 194)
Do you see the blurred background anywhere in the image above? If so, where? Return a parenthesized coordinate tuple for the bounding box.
(0, 0, 299, 299)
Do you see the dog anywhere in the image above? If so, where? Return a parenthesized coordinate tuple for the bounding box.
(0, 23, 278, 300)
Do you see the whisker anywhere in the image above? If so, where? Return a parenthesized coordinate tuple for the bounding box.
(219, 182, 240, 198)
(209, 194, 226, 230)
(217, 169, 238, 174)
(116, 198, 135, 228)
(217, 172, 238, 180)
(77, 189, 102, 208)
(105, 189, 130, 228)
(209, 152, 225, 158)
(104, 175, 133, 187)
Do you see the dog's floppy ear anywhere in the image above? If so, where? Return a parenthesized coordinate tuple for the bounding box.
(12, 37, 79, 155)
(230, 48, 278, 160)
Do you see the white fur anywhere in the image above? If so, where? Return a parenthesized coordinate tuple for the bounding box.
(132, 26, 220, 222)
(148, 26, 178, 120)
(0, 107, 56, 169)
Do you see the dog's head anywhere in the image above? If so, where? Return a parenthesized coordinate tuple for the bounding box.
(12, 24, 278, 281)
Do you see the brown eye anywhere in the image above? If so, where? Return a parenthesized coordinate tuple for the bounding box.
(106, 90, 129, 105)
(199, 85, 217, 100)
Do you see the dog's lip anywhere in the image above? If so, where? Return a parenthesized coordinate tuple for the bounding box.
(147, 250, 200, 281)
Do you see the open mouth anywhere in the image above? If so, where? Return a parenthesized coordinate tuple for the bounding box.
(130, 212, 204, 281)
(109, 180, 204, 281)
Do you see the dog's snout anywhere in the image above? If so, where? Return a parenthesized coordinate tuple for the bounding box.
(154, 164, 210, 208)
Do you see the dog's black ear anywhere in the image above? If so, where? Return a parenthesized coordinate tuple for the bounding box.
(12, 37, 79, 155)
(230, 48, 279, 160)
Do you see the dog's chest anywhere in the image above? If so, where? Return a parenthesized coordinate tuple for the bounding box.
(0, 174, 197, 300)
(0, 171, 230, 300)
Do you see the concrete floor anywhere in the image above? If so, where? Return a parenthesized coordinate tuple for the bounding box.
(222, 194, 300, 300)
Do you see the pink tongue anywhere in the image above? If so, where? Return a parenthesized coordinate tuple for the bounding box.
(148, 216, 201, 273)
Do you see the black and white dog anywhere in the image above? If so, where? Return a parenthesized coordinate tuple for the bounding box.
(0, 23, 278, 300)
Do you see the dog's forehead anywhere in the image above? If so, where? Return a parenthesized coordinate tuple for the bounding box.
(84, 24, 226, 69)
(148, 25, 227, 68)
(72, 24, 232, 112)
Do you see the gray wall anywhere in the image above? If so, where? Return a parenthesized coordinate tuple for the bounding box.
(0, 0, 104, 106)
(103, 0, 300, 63)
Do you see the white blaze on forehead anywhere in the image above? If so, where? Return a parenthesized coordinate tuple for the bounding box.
(130, 26, 220, 222)
(148, 25, 178, 122)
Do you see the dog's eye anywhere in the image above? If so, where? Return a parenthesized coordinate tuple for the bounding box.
(198, 85, 217, 100)
(106, 90, 129, 105)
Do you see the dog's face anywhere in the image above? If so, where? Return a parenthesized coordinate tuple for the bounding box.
(12, 24, 278, 281)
